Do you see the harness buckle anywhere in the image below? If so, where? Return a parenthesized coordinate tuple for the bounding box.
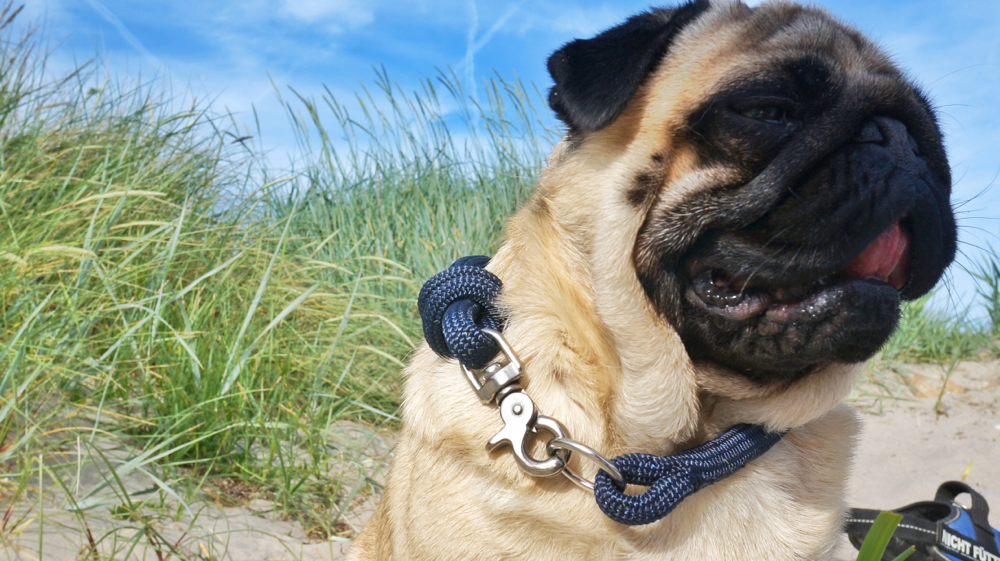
(460, 328, 522, 404)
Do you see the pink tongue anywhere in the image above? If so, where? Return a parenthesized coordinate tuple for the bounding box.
(844, 221, 910, 290)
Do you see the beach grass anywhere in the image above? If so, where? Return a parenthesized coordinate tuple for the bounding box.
(1, 6, 998, 558)
(0, 8, 551, 551)
(0, 8, 405, 543)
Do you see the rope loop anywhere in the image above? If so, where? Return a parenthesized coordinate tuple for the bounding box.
(417, 256, 505, 369)
(593, 424, 785, 525)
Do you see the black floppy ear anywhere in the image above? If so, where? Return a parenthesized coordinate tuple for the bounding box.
(547, 0, 711, 133)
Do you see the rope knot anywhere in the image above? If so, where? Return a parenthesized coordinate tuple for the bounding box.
(417, 256, 505, 369)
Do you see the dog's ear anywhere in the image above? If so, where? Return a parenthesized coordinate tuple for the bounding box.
(547, 0, 711, 133)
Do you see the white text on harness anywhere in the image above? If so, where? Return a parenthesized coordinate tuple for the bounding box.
(941, 528, 1000, 561)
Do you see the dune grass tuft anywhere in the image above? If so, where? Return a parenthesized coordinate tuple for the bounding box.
(0, 7, 554, 548)
(0, 8, 404, 540)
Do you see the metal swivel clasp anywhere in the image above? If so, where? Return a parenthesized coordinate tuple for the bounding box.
(486, 391, 569, 477)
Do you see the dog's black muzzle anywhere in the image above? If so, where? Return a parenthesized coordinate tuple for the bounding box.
(676, 114, 956, 384)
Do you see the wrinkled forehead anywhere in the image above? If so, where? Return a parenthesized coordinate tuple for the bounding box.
(738, 4, 898, 79)
(636, 2, 902, 133)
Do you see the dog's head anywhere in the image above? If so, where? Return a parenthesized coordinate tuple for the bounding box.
(541, 0, 955, 394)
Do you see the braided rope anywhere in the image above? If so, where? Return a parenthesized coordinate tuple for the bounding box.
(593, 424, 784, 525)
(417, 256, 504, 369)
(417, 256, 785, 525)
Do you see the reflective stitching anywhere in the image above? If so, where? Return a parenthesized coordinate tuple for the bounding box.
(899, 524, 936, 535)
(845, 519, 936, 535)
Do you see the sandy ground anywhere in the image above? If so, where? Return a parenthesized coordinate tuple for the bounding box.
(2, 361, 997, 560)
(0, 423, 394, 561)
(834, 360, 1000, 559)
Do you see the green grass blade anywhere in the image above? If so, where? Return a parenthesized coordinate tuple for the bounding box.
(220, 198, 299, 396)
(225, 282, 322, 392)
(856, 511, 904, 561)
(890, 546, 916, 561)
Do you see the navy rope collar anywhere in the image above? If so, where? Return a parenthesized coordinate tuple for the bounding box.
(417, 256, 785, 526)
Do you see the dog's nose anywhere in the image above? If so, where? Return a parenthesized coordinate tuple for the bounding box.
(853, 121, 885, 144)
(853, 117, 922, 156)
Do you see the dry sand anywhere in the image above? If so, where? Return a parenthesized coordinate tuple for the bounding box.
(2, 361, 997, 560)
(0, 423, 393, 561)
(834, 360, 1000, 560)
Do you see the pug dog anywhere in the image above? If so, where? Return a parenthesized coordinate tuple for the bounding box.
(348, 0, 956, 559)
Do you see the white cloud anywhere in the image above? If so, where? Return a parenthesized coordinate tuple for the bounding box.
(512, 3, 644, 40)
(280, 0, 375, 30)
(18, 0, 66, 27)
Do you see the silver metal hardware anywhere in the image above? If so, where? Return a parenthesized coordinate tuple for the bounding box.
(462, 327, 625, 491)
(486, 392, 569, 477)
(461, 328, 522, 404)
(547, 437, 625, 491)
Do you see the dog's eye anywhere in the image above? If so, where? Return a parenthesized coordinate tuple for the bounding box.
(737, 105, 787, 124)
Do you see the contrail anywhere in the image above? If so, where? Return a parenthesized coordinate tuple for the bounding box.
(463, 0, 523, 100)
(465, 0, 479, 99)
(83, 0, 162, 70)
(472, 3, 522, 56)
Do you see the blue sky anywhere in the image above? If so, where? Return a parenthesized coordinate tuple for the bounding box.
(19, 0, 1000, 310)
